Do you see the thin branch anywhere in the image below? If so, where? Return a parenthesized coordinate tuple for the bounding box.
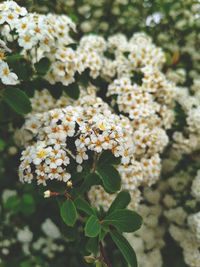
(99, 241, 112, 267)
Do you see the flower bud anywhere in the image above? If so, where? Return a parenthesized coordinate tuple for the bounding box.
(44, 190, 51, 198)
(84, 255, 96, 263)
(67, 180, 73, 188)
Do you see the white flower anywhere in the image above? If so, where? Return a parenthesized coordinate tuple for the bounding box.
(41, 219, 61, 239)
(18, 34, 37, 50)
(17, 227, 33, 243)
(0, 61, 18, 84)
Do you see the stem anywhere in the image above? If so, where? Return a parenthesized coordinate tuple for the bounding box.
(92, 152, 101, 173)
(99, 241, 112, 267)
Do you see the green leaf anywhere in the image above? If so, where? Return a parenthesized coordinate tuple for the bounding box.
(98, 151, 121, 166)
(60, 199, 77, 227)
(103, 209, 142, 233)
(86, 237, 99, 255)
(99, 228, 107, 241)
(4, 195, 21, 212)
(79, 173, 101, 195)
(107, 191, 131, 215)
(74, 197, 95, 216)
(62, 83, 80, 100)
(96, 165, 121, 193)
(85, 215, 101, 237)
(20, 260, 32, 267)
(6, 53, 23, 62)
(21, 194, 35, 215)
(110, 230, 137, 267)
(34, 57, 51, 76)
(8, 58, 33, 80)
(3, 88, 31, 115)
(61, 223, 78, 241)
(77, 69, 90, 87)
(0, 139, 6, 151)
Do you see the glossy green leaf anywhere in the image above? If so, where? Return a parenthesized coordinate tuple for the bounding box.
(34, 57, 51, 76)
(107, 191, 131, 215)
(96, 165, 121, 193)
(85, 215, 101, 237)
(98, 150, 121, 166)
(86, 237, 99, 255)
(98, 228, 107, 241)
(79, 172, 101, 195)
(60, 199, 77, 227)
(74, 197, 95, 216)
(110, 230, 137, 267)
(3, 87, 31, 115)
(103, 209, 142, 233)
(62, 83, 80, 100)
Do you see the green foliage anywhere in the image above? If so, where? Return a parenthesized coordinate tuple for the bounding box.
(2, 87, 31, 115)
(110, 230, 138, 267)
(6, 53, 24, 62)
(84, 215, 101, 237)
(96, 165, 121, 193)
(103, 209, 142, 233)
(3, 193, 35, 215)
(21, 194, 36, 215)
(107, 191, 131, 215)
(34, 57, 51, 76)
(98, 151, 121, 166)
(4, 195, 21, 212)
(74, 197, 95, 216)
(0, 139, 6, 151)
(60, 199, 77, 226)
(79, 172, 101, 195)
(62, 83, 80, 100)
(86, 237, 99, 255)
(10, 58, 33, 81)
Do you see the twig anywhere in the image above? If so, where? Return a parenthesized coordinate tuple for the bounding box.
(99, 241, 112, 267)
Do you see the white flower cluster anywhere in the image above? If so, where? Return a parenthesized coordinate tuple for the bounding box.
(45, 35, 106, 86)
(19, 94, 134, 185)
(27, 82, 171, 208)
(0, 1, 75, 57)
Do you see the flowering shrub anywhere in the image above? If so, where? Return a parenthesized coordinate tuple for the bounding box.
(1, 1, 200, 267)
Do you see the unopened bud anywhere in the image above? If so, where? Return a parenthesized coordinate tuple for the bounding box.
(84, 255, 96, 264)
(44, 190, 51, 198)
(67, 180, 73, 188)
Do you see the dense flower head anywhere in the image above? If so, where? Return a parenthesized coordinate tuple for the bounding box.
(0, 1, 75, 63)
(23, 82, 172, 210)
(19, 97, 135, 185)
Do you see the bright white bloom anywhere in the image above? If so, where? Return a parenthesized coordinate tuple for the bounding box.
(0, 61, 18, 85)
